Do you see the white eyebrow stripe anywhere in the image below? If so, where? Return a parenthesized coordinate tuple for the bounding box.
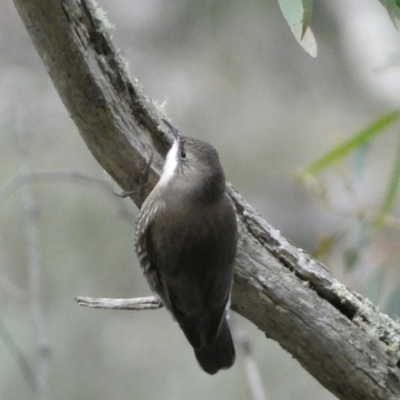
(158, 140, 179, 187)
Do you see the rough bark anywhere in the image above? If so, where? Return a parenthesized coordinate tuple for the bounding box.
(12, 0, 400, 398)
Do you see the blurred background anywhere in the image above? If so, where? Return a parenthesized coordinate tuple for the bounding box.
(1, 0, 400, 399)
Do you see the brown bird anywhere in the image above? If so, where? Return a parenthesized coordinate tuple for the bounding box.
(135, 119, 238, 374)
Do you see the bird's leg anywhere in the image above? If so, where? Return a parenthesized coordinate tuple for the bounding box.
(113, 151, 154, 198)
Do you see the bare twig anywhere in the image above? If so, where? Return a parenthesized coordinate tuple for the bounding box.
(0, 171, 136, 224)
(113, 150, 154, 199)
(75, 296, 162, 310)
(236, 332, 268, 400)
(0, 318, 37, 392)
(15, 119, 49, 400)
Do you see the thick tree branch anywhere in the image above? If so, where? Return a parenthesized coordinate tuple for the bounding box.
(12, 0, 400, 398)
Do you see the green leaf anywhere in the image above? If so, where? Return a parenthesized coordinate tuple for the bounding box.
(301, 0, 313, 39)
(375, 134, 400, 228)
(277, 0, 317, 57)
(380, 0, 400, 28)
(302, 110, 400, 177)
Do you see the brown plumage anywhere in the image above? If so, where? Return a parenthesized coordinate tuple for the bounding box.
(135, 120, 237, 374)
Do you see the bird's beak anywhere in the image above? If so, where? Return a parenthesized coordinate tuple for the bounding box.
(162, 119, 181, 142)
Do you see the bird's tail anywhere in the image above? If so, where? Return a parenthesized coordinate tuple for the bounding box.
(194, 318, 235, 374)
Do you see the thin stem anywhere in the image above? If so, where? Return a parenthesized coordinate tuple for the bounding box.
(236, 332, 268, 400)
(15, 119, 49, 400)
(75, 296, 162, 310)
(0, 317, 37, 392)
(0, 171, 136, 224)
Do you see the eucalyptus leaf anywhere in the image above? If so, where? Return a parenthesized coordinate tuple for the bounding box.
(301, 0, 313, 39)
(380, 0, 400, 28)
(302, 110, 400, 177)
(277, 0, 316, 57)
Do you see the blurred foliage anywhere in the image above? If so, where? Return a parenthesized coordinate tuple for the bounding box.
(300, 112, 400, 318)
(278, 0, 400, 55)
(376, 135, 400, 227)
(379, 0, 400, 26)
(387, 286, 400, 317)
(300, 111, 400, 177)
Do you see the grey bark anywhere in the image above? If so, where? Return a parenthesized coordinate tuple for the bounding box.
(12, 0, 400, 399)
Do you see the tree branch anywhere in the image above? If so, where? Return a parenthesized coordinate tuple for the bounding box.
(11, 0, 400, 398)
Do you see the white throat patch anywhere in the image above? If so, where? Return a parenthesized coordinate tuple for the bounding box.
(158, 140, 179, 187)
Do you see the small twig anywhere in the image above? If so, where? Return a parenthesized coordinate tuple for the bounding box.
(0, 171, 106, 201)
(113, 150, 153, 199)
(75, 296, 163, 310)
(235, 331, 268, 400)
(112, 187, 138, 198)
(0, 317, 37, 392)
(0, 170, 136, 223)
(15, 117, 49, 400)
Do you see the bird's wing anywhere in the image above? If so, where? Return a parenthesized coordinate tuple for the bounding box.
(135, 195, 171, 305)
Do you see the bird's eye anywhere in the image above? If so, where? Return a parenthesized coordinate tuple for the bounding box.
(180, 150, 187, 160)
